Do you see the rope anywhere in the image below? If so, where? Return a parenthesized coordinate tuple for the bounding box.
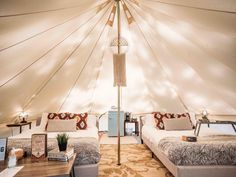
(57, 10, 111, 112)
(89, 28, 112, 113)
(0, 2, 105, 52)
(0, 2, 111, 88)
(22, 3, 112, 111)
(0, 0, 104, 17)
(141, 0, 236, 14)
(126, 0, 189, 111)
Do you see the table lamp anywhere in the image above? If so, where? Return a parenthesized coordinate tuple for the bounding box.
(19, 112, 28, 123)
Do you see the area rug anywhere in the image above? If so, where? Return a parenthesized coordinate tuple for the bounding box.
(99, 144, 174, 177)
(99, 132, 141, 144)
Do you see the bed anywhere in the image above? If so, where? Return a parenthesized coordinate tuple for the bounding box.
(140, 113, 236, 177)
(7, 112, 100, 177)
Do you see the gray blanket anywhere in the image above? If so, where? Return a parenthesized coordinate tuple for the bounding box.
(7, 137, 100, 165)
(158, 135, 236, 166)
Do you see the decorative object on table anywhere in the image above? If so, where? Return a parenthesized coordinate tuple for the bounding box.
(124, 119, 139, 136)
(0, 138, 7, 161)
(48, 147, 74, 162)
(125, 112, 131, 121)
(181, 136, 197, 142)
(31, 134, 47, 161)
(19, 111, 28, 123)
(14, 148, 24, 160)
(125, 128, 133, 136)
(8, 147, 17, 168)
(201, 109, 209, 122)
(56, 133, 69, 151)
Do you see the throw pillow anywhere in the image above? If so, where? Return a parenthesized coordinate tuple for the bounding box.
(163, 117, 193, 131)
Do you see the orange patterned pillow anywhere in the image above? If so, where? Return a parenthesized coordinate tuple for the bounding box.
(153, 112, 192, 129)
(153, 112, 170, 129)
(74, 113, 88, 130)
(46, 112, 88, 130)
(47, 112, 68, 120)
(46, 113, 71, 130)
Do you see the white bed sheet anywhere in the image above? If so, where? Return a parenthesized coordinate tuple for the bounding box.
(8, 126, 98, 140)
(142, 125, 233, 145)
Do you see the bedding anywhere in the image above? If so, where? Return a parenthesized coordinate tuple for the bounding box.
(7, 112, 100, 166)
(153, 112, 192, 129)
(7, 137, 100, 165)
(142, 124, 236, 166)
(158, 135, 236, 166)
(47, 112, 88, 130)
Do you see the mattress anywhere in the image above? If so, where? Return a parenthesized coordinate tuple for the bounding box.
(8, 127, 99, 140)
(142, 125, 236, 166)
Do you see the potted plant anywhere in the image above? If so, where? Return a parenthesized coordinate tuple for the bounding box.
(56, 133, 69, 151)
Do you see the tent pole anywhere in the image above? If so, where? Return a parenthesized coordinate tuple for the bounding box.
(116, 0, 121, 166)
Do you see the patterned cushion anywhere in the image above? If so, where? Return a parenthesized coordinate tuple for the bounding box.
(47, 112, 68, 120)
(74, 113, 88, 130)
(46, 112, 88, 130)
(153, 112, 192, 129)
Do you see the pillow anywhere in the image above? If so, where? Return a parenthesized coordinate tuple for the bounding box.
(74, 113, 88, 130)
(153, 112, 193, 129)
(40, 112, 49, 129)
(47, 119, 77, 132)
(189, 112, 196, 127)
(163, 118, 193, 131)
(47, 112, 68, 120)
(46, 112, 88, 130)
(153, 112, 170, 129)
(87, 115, 97, 128)
(142, 114, 155, 127)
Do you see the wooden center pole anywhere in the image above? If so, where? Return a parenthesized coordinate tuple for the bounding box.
(117, 0, 121, 166)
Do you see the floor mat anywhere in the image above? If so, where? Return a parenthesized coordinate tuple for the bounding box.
(99, 144, 174, 177)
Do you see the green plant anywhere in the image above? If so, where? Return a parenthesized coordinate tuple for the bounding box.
(56, 133, 69, 145)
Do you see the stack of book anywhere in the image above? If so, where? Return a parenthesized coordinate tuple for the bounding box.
(48, 148, 74, 162)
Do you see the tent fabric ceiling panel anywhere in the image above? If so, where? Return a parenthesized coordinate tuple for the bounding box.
(0, 0, 236, 123)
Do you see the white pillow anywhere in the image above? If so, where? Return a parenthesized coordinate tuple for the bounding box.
(87, 115, 97, 128)
(189, 112, 197, 126)
(47, 119, 77, 132)
(142, 114, 155, 127)
(39, 112, 49, 130)
(163, 118, 193, 131)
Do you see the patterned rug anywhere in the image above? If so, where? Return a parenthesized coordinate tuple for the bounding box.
(99, 144, 174, 177)
(99, 132, 141, 144)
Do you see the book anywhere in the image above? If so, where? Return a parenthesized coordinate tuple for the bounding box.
(181, 136, 197, 142)
(48, 153, 74, 162)
(48, 148, 74, 161)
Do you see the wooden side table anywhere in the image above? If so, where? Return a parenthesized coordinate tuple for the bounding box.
(6, 122, 32, 135)
(124, 120, 139, 136)
(194, 120, 236, 136)
(0, 154, 76, 177)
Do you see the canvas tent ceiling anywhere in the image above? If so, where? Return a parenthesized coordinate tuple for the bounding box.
(0, 0, 236, 123)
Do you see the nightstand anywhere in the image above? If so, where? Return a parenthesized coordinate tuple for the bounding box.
(124, 120, 139, 136)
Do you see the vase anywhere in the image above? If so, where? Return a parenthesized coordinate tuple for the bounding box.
(58, 143, 67, 151)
